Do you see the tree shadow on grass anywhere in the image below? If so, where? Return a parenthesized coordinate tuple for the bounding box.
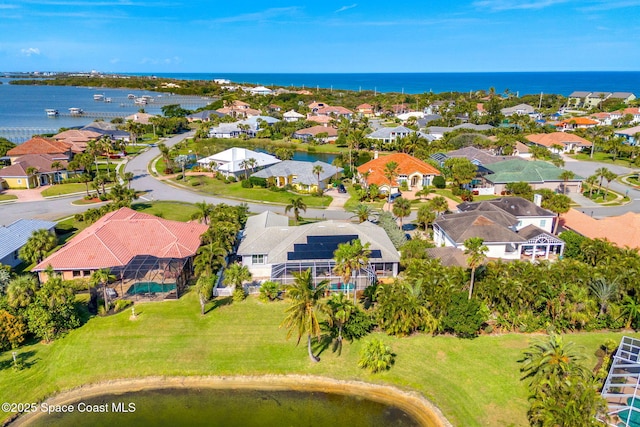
(312, 333, 334, 358)
(0, 350, 38, 371)
(205, 296, 232, 314)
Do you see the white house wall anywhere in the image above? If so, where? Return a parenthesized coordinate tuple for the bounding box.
(516, 217, 554, 233)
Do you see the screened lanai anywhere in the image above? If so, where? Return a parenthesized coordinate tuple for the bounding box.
(518, 229, 565, 261)
(109, 255, 192, 301)
(600, 336, 640, 427)
(271, 260, 377, 292)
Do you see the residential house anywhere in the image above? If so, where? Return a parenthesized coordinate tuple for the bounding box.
(268, 104, 283, 113)
(559, 210, 640, 251)
(526, 132, 592, 154)
(237, 211, 400, 290)
(0, 154, 71, 188)
(196, 147, 281, 178)
(356, 103, 375, 117)
(216, 100, 261, 118)
(82, 122, 130, 142)
(249, 86, 273, 96)
(556, 117, 599, 131)
(366, 126, 430, 146)
(292, 125, 338, 143)
(356, 153, 441, 194)
(0, 219, 56, 268)
(567, 91, 636, 109)
(426, 123, 493, 140)
(33, 207, 208, 298)
(52, 129, 101, 153)
(433, 197, 564, 261)
(283, 110, 305, 122)
(615, 125, 640, 145)
(124, 112, 157, 125)
(308, 101, 327, 113)
(6, 136, 72, 163)
(306, 115, 333, 125)
(315, 105, 353, 119)
(251, 160, 342, 193)
(186, 110, 227, 122)
(501, 103, 536, 116)
(482, 158, 584, 194)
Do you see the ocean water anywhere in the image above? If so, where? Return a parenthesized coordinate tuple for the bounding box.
(126, 71, 640, 97)
(1, 71, 639, 143)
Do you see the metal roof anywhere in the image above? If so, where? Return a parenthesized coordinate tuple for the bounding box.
(0, 219, 56, 260)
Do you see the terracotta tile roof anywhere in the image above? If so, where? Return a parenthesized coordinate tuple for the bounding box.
(6, 136, 72, 157)
(557, 117, 599, 126)
(316, 106, 353, 116)
(526, 132, 592, 148)
(0, 154, 68, 177)
(357, 103, 374, 111)
(293, 125, 338, 137)
(306, 115, 332, 124)
(33, 207, 208, 271)
(357, 153, 441, 187)
(560, 209, 640, 250)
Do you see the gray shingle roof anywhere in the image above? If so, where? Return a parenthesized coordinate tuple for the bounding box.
(237, 212, 400, 264)
(458, 197, 554, 218)
(251, 160, 342, 186)
(435, 212, 522, 244)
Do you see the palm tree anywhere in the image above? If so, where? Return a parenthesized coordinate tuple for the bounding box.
(333, 239, 371, 303)
(326, 292, 354, 351)
(464, 237, 488, 300)
(25, 166, 38, 189)
(123, 172, 134, 189)
(589, 276, 619, 318)
(285, 197, 307, 224)
(90, 268, 116, 313)
(619, 295, 640, 329)
(223, 262, 252, 290)
(428, 195, 449, 216)
(391, 197, 411, 227)
(6, 275, 38, 309)
(193, 274, 215, 315)
(416, 204, 436, 230)
(194, 242, 227, 277)
(239, 159, 251, 180)
(585, 174, 598, 197)
(595, 167, 609, 189)
(383, 161, 399, 210)
(603, 170, 617, 200)
(280, 269, 329, 363)
(350, 203, 375, 223)
(519, 333, 589, 396)
(543, 194, 571, 234)
(19, 229, 57, 265)
(50, 160, 62, 185)
(312, 164, 324, 193)
(558, 170, 575, 195)
(191, 201, 213, 225)
(358, 338, 394, 373)
(79, 173, 93, 197)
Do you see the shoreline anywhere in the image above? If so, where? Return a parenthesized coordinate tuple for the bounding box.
(9, 375, 452, 427)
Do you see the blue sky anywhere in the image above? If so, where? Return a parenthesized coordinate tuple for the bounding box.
(1, 0, 639, 72)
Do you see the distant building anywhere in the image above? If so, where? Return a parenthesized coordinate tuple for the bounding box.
(0, 219, 56, 268)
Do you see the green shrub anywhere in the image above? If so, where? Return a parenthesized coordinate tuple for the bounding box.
(241, 179, 252, 188)
(233, 286, 247, 303)
(226, 176, 237, 183)
(259, 281, 280, 302)
(249, 176, 267, 188)
(175, 174, 183, 180)
(114, 299, 133, 312)
(433, 175, 446, 188)
(190, 179, 201, 186)
(440, 293, 486, 338)
(358, 338, 394, 373)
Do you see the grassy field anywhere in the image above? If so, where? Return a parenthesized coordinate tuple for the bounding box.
(0, 292, 633, 426)
(131, 201, 201, 222)
(570, 152, 637, 167)
(41, 183, 93, 197)
(168, 175, 333, 208)
(0, 194, 17, 201)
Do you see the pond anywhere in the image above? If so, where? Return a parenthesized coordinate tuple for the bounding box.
(254, 148, 338, 165)
(25, 388, 422, 427)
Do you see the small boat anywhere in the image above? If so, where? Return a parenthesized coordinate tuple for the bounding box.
(127, 94, 136, 99)
(93, 94, 104, 101)
(104, 97, 112, 103)
(134, 97, 147, 105)
(69, 107, 84, 115)
(45, 109, 59, 117)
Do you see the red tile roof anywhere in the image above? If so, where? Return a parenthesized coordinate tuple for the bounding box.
(294, 126, 338, 137)
(556, 117, 599, 126)
(34, 207, 208, 271)
(306, 115, 333, 124)
(357, 153, 441, 187)
(560, 209, 640, 250)
(0, 154, 68, 178)
(6, 136, 72, 157)
(316, 106, 353, 116)
(526, 132, 592, 148)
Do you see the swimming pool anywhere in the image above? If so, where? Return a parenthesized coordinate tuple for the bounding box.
(125, 282, 176, 295)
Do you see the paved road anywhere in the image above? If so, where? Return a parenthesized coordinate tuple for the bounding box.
(562, 158, 640, 218)
(1, 137, 638, 225)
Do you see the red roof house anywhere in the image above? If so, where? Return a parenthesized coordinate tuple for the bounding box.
(6, 136, 72, 163)
(33, 207, 208, 289)
(356, 153, 441, 193)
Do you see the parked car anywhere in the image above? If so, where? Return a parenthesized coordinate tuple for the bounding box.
(338, 184, 347, 193)
(105, 288, 118, 298)
(389, 191, 403, 202)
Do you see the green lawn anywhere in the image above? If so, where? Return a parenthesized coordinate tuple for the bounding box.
(169, 175, 333, 208)
(0, 293, 632, 426)
(570, 152, 636, 167)
(41, 183, 92, 197)
(0, 194, 17, 201)
(131, 201, 200, 222)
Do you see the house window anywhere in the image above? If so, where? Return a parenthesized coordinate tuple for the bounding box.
(83, 270, 91, 276)
(252, 254, 265, 265)
(13, 250, 19, 260)
(73, 271, 81, 277)
(540, 220, 547, 228)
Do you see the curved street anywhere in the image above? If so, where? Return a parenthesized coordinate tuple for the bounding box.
(0, 133, 638, 225)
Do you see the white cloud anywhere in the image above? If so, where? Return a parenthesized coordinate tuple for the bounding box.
(335, 4, 357, 13)
(21, 47, 40, 56)
(473, 0, 570, 11)
(203, 7, 300, 24)
(579, 0, 640, 11)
